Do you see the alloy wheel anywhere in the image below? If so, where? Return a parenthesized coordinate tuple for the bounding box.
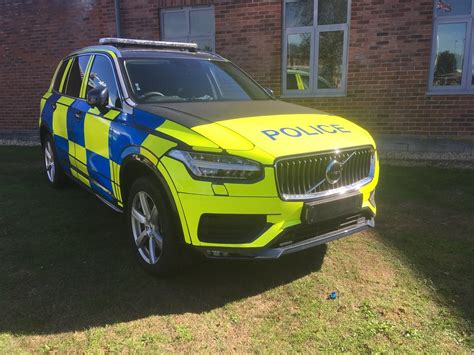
(44, 141, 55, 183)
(131, 191, 163, 264)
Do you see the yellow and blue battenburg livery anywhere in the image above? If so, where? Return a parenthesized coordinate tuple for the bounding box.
(39, 38, 379, 273)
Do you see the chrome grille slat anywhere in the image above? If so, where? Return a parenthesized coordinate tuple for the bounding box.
(275, 146, 375, 201)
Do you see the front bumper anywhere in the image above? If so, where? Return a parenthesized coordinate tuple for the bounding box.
(158, 152, 379, 251)
(194, 213, 374, 259)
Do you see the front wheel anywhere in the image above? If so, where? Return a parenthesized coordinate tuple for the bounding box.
(43, 134, 66, 188)
(126, 177, 185, 275)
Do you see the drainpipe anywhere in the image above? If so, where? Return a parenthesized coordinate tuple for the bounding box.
(114, 0, 122, 38)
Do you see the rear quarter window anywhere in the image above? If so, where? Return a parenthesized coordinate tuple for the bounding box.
(52, 60, 69, 93)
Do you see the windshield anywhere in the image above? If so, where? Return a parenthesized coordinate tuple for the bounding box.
(124, 58, 270, 103)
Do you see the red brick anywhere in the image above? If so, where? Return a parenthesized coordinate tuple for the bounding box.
(0, 0, 472, 137)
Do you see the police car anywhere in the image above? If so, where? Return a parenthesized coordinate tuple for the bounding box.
(40, 38, 379, 274)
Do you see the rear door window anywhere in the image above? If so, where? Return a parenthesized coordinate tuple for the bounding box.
(65, 55, 91, 98)
(52, 60, 70, 93)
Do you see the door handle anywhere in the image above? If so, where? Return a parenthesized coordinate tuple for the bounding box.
(74, 111, 83, 119)
(51, 103, 56, 111)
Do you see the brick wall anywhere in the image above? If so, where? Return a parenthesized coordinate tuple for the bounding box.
(287, 0, 474, 137)
(0, 0, 116, 130)
(0, 0, 472, 137)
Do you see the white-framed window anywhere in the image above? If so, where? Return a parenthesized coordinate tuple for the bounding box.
(160, 6, 215, 51)
(282, 0, 350, 97)
(428, 0, 474, 94)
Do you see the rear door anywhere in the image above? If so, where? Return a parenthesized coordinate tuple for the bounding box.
(64, 54, 94, 187)
(58, 55, 91, 186)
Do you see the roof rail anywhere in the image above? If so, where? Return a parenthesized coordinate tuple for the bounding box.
(99, 38, 198, 51)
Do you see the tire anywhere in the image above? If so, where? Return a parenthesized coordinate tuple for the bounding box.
(43, 134, 66, 188)
(126, 177, 186, 275)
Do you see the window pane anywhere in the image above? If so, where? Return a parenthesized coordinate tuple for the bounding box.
(65, 55, 90, 98)
(210, 64, 251, 100)
(318, 31, 344, 89)
(88, 56, 120, 108)
(191, 36, 215, 51)
(124, 59, 269, 102)
(287, 33, 311, 90)
(53, 60, 69, 92)
(285, 0, 313, 27)
(318, 0, 348, 25)
(163, 11, 188, 37)
(190, 9, 214, 35)
(435, 0, 472, 17)
(433, 22, 466, 87)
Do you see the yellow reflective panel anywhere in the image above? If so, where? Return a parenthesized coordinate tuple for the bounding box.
(75, 144, 87, 165)
(88, 107, 101, 116)
(216, 114, 375, 158)
(75, 160, 89, 176)
(141, 134, 177, 161)
(177, 193, 303, 247)
(109, 159, 123, 202)
(192, 123, 254, 151)
(57, 96, 75, 106)
(83, 113, 111, 158)
(104, 109, 121, 120)
(52, 104, 69, 139)
(156, 120, 219, 148)
(68, 141, 76, 168)
(76, 172, 91, 187)
(140, 148, 158, 166)
(225, 146, 275, 166)
(157, 162, 192, 244)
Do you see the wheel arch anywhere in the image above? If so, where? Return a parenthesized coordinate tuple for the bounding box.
(39, 124, 51, 147)
(122, 154, 183, 219)
(120, 154, 187, 244)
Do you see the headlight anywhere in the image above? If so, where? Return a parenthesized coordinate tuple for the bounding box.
(168, 150, 263, 180)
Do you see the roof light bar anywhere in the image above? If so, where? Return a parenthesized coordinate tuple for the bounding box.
(99, 37, 198, 50)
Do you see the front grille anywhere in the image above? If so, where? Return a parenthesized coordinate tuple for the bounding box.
(275, 146, 374, 200)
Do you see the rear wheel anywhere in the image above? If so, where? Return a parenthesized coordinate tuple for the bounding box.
(43, 134, 66, 188)
(126, 177, 185, 275)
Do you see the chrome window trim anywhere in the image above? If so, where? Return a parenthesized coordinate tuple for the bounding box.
(274, 145, 375, 202)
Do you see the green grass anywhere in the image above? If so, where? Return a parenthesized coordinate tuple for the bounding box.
(0, 146, 472, 352)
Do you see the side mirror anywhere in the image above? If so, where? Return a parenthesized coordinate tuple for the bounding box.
(87, 86, 109, 108)
(265, 87, 275, 98)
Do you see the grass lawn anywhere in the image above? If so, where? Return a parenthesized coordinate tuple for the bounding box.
(0, 146, 473, 352)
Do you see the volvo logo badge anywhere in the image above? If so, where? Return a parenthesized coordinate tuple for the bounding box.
(325, 160, 344, 185)
(305, 152, 356, 194)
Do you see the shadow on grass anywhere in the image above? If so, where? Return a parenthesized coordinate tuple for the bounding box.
(375, 165, 474, 330)
(0, 147, 326, 335)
